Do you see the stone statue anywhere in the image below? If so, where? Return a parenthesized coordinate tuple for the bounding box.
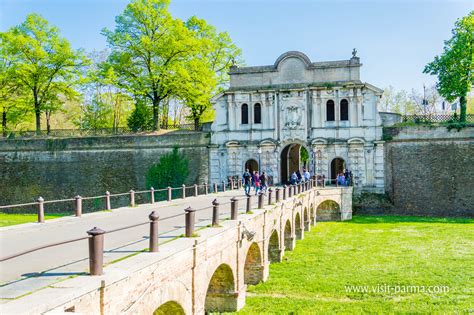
(352, 48, 357, 58)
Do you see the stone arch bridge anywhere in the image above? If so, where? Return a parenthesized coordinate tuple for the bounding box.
(5, 187, 352, 314)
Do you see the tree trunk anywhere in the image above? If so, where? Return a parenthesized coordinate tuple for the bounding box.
(194, 117, 200, 131)
(45, 111, 51, 135)
(151, 90, 162, 131)
(34, 92, 41, 135)
(162, 98, 169, 129)
(35, 108, 41, 134)
(2, 109, 7, 137)
(459, 95, 466, 122)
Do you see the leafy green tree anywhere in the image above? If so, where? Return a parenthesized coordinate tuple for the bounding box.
(0, 33, 25, 136)
(424, 11, 474, 122)
(3, 14, 88, 134)
(180, 17, 242, 129)
(146, 147, 189, 190)
(380, 86, 418, 115)
(127, 98, 154, 131)
(79, 50, 132, 130)
(102, 0, 198, 131)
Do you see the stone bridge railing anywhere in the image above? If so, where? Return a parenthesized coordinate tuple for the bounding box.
(2, 186, 352, 314)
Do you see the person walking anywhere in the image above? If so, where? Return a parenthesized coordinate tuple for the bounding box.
(253, 171, 261, 195)
(303, 168, 311, 182)
(243, 169, 252, 196)
(344, 169, 350, 186)
(290, 171, 298, 185)
(296, 170, 302, 183)
(337, 172, 345, 186)
(260, 171, 268, 193)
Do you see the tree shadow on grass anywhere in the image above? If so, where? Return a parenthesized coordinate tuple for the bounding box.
(345, 215, 474, 224)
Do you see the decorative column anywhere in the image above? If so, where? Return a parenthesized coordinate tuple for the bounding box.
(356, 88, 363, 127)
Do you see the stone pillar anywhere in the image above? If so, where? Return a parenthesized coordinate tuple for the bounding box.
(356, 89, 363, 127)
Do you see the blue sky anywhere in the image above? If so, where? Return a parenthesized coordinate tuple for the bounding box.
(1, 0, 472, 91)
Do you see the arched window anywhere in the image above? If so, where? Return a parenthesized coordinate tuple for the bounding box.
(326, 100, 335, 121)
(340, 99, 349, 121)
(241, 104, 248, 124)
(254, 103, 261, 124)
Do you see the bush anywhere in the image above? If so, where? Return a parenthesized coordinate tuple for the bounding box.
(146, 148, 189, 190)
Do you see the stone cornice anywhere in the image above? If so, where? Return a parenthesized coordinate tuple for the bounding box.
(229, 51, 362, 75)
(225, 81, 364, 93)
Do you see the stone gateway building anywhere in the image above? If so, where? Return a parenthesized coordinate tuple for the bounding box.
(210, 51, 385, 192)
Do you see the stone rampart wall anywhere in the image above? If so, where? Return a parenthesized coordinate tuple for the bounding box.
(384, 126, 474, 217)
(0, 132, 210, 210)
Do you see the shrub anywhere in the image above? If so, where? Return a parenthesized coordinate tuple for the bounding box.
(146, 148, 189, 190)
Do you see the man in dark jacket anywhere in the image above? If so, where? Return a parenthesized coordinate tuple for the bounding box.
(243, 169, 252, 196)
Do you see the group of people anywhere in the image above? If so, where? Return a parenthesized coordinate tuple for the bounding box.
(242, 169, 269, 196)
(241, 167, 352, 196)
(289, 168, 311, 185)
(336, 169, 353, 186)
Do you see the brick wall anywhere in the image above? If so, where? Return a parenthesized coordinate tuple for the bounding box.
(0, 132, 210, 210)
(384, 126, 474, 217)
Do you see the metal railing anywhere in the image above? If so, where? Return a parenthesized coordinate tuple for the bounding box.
(0, 180, 238, 219)
(0, 179, 348, 276)
(402, 114, 474, 124)
(1, 123, 203, 139)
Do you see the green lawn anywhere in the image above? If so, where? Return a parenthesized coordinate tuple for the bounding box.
(0, 212, 70, 227)
(238, 215, 474, 314)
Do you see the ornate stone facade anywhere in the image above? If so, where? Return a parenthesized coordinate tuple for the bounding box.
(210, 51, 385, 192)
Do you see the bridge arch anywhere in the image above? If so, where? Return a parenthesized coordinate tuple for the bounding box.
(153, 301, 185, 315)
(244, 242, 264, 285)
(268, 230, 280, 263)
(205, 264, 237, 313)
(295, 212, 303, 240)
(284, 219, 293, 251)
(316, 200, 341, 221)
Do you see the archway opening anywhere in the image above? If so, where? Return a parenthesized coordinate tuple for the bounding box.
(330, 158, 346, 184)
(284, 220, 293, 251)
(280, 144, 308, 184)
(154, 301, 185, 315)
(244, 243, 264, 285)
(295, 212, 303, 240)
(316, 200, 341, 221)
(205, 264, 237, 313)
(245, 159, 259, 173)
(268, 230, 280, 263)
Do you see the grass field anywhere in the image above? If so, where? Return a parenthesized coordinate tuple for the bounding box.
(237, 215, 474, 314)
(0, 213, 70, 227)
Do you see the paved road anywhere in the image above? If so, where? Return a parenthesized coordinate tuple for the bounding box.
(0, 189, 258, 300)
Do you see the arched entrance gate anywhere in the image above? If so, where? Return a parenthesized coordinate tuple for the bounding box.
(245, 159, 259, 173)
(280, 144, 309, 184)
(330, 158, 346, 182)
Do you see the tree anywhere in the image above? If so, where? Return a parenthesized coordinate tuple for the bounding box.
(424, 11, 474, 122)
(42, 83, 79, 133)
(3, 14, 88, 134)
(379, 86, 417, 115)
(0, 33, 26, 136)
(180, 17, 242, 129)
(127, 97, 153, 131)
(79, 50, 132, 130)
(146, 147, 189, 189)
(102, 0, 198, 130)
